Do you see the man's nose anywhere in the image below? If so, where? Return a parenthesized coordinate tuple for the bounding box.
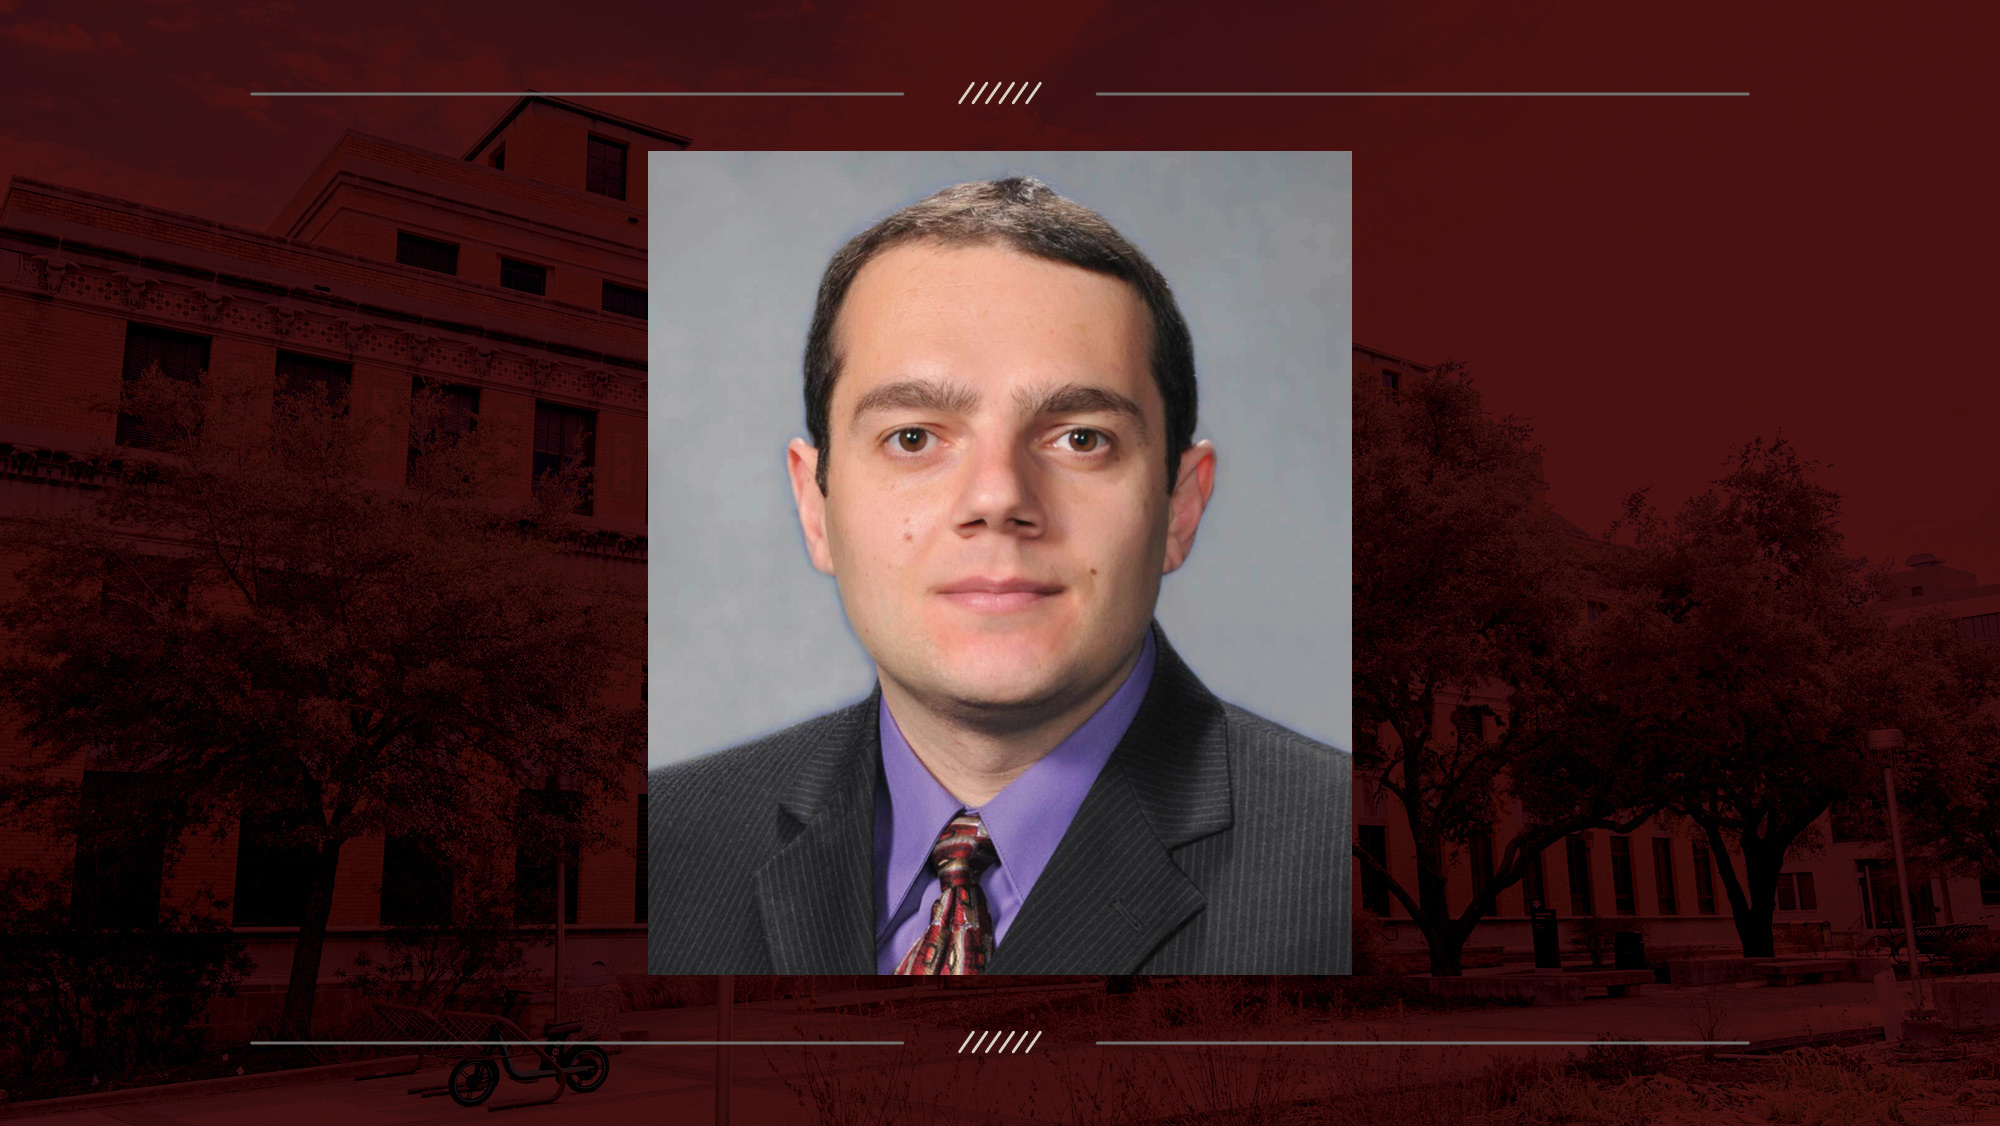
(952, 438, 1044, 537)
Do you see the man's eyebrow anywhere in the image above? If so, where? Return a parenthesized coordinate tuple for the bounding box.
(1017, 383, 1150, 439)
(848, 378, 981, 423)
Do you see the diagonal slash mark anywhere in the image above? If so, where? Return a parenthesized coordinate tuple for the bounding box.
(956, 81, 1042, 106)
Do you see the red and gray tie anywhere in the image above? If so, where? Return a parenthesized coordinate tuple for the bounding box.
(894, 811, 999, 975)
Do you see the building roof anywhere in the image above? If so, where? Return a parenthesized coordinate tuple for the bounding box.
(462, 94, 694, 162)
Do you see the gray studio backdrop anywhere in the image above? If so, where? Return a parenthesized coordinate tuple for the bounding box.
(648, 152, 1351, 769)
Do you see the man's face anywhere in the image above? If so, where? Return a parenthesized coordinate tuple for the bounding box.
(788, 241, 1214, 724)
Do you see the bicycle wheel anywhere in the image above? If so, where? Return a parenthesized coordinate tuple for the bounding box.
(449, 1059, 500, 1107)
(562, 1045, 610, 1094)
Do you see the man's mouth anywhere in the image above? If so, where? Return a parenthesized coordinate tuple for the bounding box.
(935, 577, 1064, 613)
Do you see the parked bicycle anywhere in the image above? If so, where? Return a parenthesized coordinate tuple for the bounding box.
(448, 1018, 609, 1107)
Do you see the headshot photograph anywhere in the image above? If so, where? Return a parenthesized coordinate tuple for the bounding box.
(647, 152, 1352, 975)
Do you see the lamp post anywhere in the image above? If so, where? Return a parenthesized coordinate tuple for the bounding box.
(716, 974, 733, 1126)
(553, 855, 565, 1025)
(1866, 728, 1925, 1013)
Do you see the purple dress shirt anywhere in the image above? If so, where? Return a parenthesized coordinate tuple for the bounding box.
(872, 630, 1158, 973)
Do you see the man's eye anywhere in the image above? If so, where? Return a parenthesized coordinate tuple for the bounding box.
(1064, 429, 1104, 453)
(892, 428, 931, 453)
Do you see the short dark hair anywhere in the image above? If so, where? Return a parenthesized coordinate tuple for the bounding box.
(803, 176, 1197, 496)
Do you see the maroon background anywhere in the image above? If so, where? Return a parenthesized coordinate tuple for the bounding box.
(6, 0, 1998, 1116)
(5, 0, 1997, 571)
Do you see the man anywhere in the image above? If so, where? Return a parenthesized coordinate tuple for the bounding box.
(650, 177, 1349, 974)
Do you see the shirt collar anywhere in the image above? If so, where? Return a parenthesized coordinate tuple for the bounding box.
(874, 628, 1158, 930)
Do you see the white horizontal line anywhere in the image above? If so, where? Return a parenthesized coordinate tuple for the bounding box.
(1096, 91, 1747, 97)
(250, 91, 904, 98)
(253, 1040, 905, 1047)
(1097, 1040, 1752, 1046)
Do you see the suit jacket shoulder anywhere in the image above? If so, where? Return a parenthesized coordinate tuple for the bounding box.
(1218, 701, 1351, 826)
(648, 696, 880, 974)
(986, 633, 1351, 974)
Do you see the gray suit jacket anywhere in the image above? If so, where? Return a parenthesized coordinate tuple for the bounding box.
(647, 626, 1351, 974)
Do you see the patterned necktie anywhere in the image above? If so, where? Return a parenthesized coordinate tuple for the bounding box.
(894, 811, 999, 975)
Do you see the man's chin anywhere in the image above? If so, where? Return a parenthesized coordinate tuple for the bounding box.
(909, 657, 1079, 724)
(932, 663, 1066, 710)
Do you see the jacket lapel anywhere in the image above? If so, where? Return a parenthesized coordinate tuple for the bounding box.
(986, 626, 1235, 973)
(751, 691, 881, 974)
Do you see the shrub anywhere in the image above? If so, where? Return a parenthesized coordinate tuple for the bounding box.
(0, 868, 251, 1085)
(1570, 1036, 1657, 1082)
(1934, 928, 2000, 975)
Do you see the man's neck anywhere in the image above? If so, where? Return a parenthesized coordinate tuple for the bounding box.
(880, 639, 1148, 808)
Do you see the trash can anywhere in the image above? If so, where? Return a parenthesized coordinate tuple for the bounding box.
(1613, 931, 1647, 970)
(1530, 909, 1562, 969)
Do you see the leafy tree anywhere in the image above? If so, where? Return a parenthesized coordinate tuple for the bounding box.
(1889, 622, 2000, 889)
(1352, 363, 1667, 975)
(1602, 437, 2000, 957)
(0, 365, 644, 1036)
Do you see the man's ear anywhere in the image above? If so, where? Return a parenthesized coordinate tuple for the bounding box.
(1163, 440, 1216, 575)
(787, 439, 836, 576)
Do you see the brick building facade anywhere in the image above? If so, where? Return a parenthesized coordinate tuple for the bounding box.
(0, 96, 682, 1022)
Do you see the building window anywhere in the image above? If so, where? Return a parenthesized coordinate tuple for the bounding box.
(233, 807, 319, 927)
(500, 257, 547, 296)
(1608, 834, 1636, 915)
(602, 281, 647, 319)
(1468, 832, 1497, 915)
(276, 352, 352, 413)
(1981, 875, 2000, 906)
(1522, 846, 1548, 913)
(533, 402, 595, 515)
(1857, 859, 1934, 929)
(381, 835, 453, 926)
(515, 788, 580, 925)
(1775, 871, 1818, 912)
(1452, 705, 1485, 749)
(634, 794, 649, 924)
(1651, 837, 1678, 915)
(585, 136, 628, 200)
(118, 324, 212, 448)
(1380, 369, 1399, 403)
(396, 231, 460, 275)
(489, 146, 505, 171)
(1566, 833, 1594, 916)
(73, 771, 169, 928)
(1357, 824, 1392, 917)
(1961, 612, 2000, 642)
(1585, 599, 1608, 624)
(1692, 838, 1718, 914)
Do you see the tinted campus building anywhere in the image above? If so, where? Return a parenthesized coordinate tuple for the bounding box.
(1353, 348, 2000, 966)
(0, 97, 681, 1028)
